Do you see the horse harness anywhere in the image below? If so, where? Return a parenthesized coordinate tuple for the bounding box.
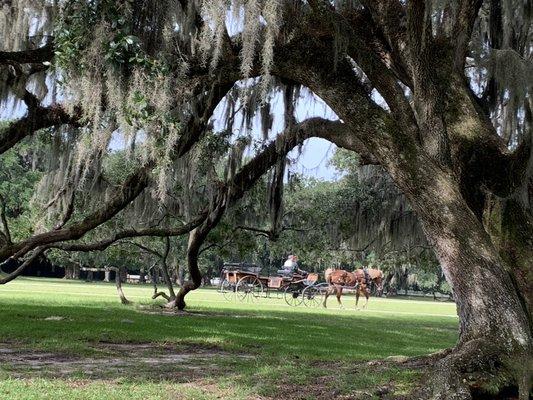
(363, 268, 371, 286)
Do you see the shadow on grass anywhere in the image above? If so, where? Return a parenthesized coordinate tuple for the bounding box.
(0, 299, 458, 360)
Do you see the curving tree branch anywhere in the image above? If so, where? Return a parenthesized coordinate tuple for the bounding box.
(0, 247, 45, 284)
(0, 73, 234, 265)
(0, 43, 54, 65)
(46, 212, 208, 253)
(0, 165, 151, 262)
(0, 104, 81, 155)
(451, 0, 484, 69)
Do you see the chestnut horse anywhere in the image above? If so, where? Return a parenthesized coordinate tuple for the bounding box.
(323, 268, 384, 309)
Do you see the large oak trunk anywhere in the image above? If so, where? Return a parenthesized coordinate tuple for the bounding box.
(295, 51, 533, 397)
(394, 162, 532, 399)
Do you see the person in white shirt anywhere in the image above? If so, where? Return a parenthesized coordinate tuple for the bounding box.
(278, 255, 302, 276)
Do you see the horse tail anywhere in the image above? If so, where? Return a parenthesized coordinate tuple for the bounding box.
(324, 268, 333, 284)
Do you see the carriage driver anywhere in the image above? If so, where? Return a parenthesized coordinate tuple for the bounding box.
(277, 255, 307, 277)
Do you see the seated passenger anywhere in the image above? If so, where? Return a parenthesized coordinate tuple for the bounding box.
(277, 255, 307, 277)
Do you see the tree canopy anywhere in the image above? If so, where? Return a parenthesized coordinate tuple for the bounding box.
(1, 1, 531, 398)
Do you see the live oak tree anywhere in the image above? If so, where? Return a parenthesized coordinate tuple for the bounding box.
(1, 0, 532, 398)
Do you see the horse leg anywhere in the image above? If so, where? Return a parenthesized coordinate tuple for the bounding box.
(363, 290, 369, 309)
(336, 285, 344, 309)
(355, 289, 360, 310)
(323, 286, 332, 308)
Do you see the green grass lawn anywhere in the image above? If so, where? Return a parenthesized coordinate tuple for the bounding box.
(0, 278, 459, 399)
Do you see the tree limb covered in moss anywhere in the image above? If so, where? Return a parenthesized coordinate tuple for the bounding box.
(0, 104, 81, 155)
(0, 43, 54, 65)
(307, 0, 416, 129)
(49, 213, 207, 253)
(0, 165, 151, 262)
(0, 69, 234, 263)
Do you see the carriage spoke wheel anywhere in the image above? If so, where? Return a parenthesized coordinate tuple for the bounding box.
(302, 285, 323, 307)
(236, 276, 263, 302)
(284, 285, 303, 306)
(220, 279, 235, 301)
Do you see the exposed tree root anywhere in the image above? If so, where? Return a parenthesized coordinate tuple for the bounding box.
(170, 286, 195, 311)
(175, 288, 189, 310)
(152, 291, 171, 301)
(427, 339, 531, 400)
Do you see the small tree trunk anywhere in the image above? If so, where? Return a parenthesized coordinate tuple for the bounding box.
(111, 266, 130, 305)
(170, 267, 177, 284)
(174, 229, 205, 310)
(151, 267, 158, 285)
(73, 264, 80, 279)
(173, 203, 226, 309)
(160, 260, 176, 301)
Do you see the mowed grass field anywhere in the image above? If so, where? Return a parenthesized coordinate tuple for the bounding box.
(0, 278, 459, 399)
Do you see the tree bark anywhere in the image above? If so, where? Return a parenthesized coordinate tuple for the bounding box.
(160, 237, 176, 301)
(110, 267, 130, 305)
(382, 156, 531, 399)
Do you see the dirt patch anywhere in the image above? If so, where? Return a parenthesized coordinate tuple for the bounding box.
(137, 305, 286, 321)
(92, 340, 230, 353)
(0, 341, 248, 381)
(308, 349, 451, 371)
(0, 343, 440, 399)
(138, 306, 212, 317)
(266, 377, 402, 400)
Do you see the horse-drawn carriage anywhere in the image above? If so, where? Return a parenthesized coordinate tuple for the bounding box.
(219, 262, 320, 306)
(219, 263, 384, 308)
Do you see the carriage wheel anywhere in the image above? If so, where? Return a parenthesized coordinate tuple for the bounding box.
(236, 276, 263, 302)
(302, 285, 323, 308)
(220, 279, 235, 301)
(284, 285, 303, 306)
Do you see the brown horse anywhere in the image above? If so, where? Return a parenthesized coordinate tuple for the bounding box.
(323, 268, 384, 309)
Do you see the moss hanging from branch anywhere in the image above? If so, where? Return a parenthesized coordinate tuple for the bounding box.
(268, 156, 285, 239)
